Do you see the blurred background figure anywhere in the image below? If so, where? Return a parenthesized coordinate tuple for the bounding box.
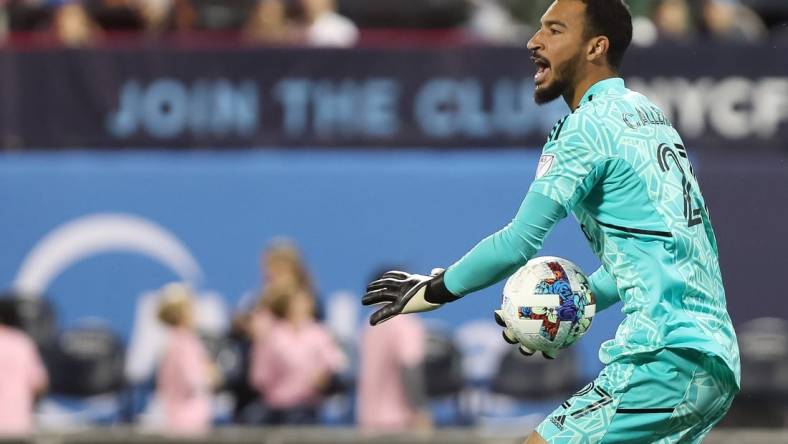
(498, 0, 552, 39)
(247, 238, 320, 347)
(0, 1, 9, 45)
(0, 297, 48, 437)
(357, 311, 431, 432)
(260, 238, 316, 293)
(466, 0, 523, 45)
(645, 0, 767, 43)
(699, 0, 767, 43)
(173, 0, 259, 33)
(652, 0, 694, 42)
(2, 0, 777, 47)
(229, 238, 321, 422)
(155, 283, 218, 436)
(244, 0, 292, 44)
(136, 0, 172, 34)
(169, 0, 196, 32)
(85, 0, 144, 33)
(299, 0, 357, 47)
(48, 0, 172, 41)
(53, 0, 98, 47)
(249, 284, 347, 425)
(233, 238, 319, 351)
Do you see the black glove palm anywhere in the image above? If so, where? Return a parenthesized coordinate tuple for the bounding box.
(362, 269, 452, 326)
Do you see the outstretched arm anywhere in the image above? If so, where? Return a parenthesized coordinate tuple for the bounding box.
(362, 191, 567, 325)
(443, 191, 567, 297)
(445, 111, 609, 298)
(363, 112, 608, 325)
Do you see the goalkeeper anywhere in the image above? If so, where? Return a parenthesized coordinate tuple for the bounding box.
(362, 0, 740, 443)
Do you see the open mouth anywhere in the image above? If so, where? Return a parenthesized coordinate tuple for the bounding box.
(531, 56, 551, 85)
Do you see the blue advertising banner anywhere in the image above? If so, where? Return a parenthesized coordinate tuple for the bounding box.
(1, 45, 787, 150)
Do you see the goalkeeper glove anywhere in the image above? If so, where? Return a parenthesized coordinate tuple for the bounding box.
(494, 309, 557, 359)
(362, 268, 459, 326)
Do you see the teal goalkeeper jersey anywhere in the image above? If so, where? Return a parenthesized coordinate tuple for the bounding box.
(443, 78, 740, 385)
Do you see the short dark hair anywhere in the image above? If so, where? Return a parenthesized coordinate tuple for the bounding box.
(580, 0, 633, 69)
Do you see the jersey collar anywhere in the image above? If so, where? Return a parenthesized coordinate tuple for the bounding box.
(577, 77, 626, 108)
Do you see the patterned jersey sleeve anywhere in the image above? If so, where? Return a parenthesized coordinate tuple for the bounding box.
(529, 112, 611, 213)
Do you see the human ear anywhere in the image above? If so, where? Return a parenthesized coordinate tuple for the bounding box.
(587, 36, 609, 63)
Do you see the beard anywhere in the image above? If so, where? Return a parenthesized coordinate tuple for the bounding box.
(534, 50, 583, 105)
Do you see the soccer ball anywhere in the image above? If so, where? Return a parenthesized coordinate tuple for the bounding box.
(499, 257, 596, 357)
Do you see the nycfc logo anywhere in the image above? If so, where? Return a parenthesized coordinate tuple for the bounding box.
(550, 414, 566, 430)
(536, 154, 555, 179)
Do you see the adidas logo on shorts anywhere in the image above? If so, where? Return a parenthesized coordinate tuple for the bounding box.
(550, 414, 566, 431)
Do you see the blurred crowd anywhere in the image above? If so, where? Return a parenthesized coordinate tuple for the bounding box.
(0, 0, 786, 47)
(0, 0, 360, 47)
(1, 234, 788, 436)
(0, 238, 435, 437)
(479, 0, 777, 44)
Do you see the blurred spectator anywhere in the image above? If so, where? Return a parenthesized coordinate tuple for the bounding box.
(627, 0, 662, 17)
(4, 0, 50, 37)
(261, 237, 315, 293)
(745, 0, 788, 34)
(467, 0, 524, 45)
(81, 0, 174, 35)
(222, 319, 259, 423)
(249, 284, 347, 425)
(155, 283, 218, 436)
(254, 238, 321, 326)
(53, 0, 98, 47)
(226, 286, 279, 423)
(652, 0, 695, 41)
(337, 0, 469, 29)
(300, 0, 357, 47)
(648, 0, 767, 43)
(0, 298, 48, 436)
(502, 0, 654, 23)
(501, 0, 551, 32)
(229, 238, 321, 421)
(500, 0, 768, 45)
(357, 315, 431, 432)
(235, 238, 319, 341)
(1, 1, 8, 44)
(126, 288, 228, 386)
(85, 0, 144, 32)
(170, 0, 196, 31)
(2, 0, 784, 45)
(700, 0, 767, 42)
(137, 0, 172, 32)
(244, 0, 293, 44)
(196, 0, 259, 30)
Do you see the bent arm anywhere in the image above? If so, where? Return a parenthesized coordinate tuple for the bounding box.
(443, 191, 567, 297)
(588, 266, 621, 312)
(423, 113, 608, 304)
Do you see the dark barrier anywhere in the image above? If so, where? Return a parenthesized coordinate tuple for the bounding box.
(1, 45, 787, 150)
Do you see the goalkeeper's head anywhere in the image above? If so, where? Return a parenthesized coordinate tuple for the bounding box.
(527, 0, 633, 107)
